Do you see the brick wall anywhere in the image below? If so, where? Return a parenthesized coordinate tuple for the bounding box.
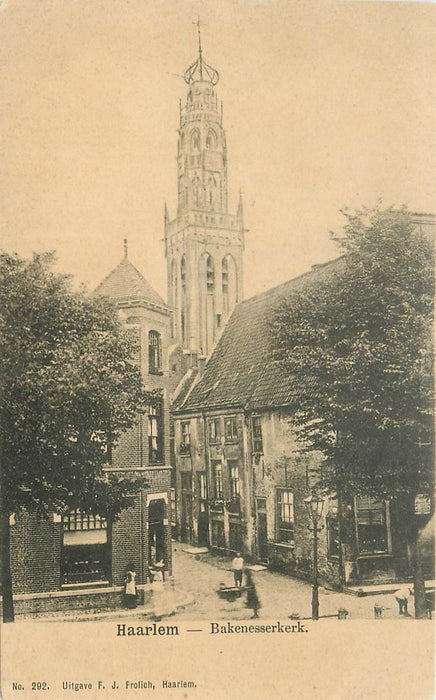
(9, 510, 62, 595)
(8, 467, 172, 597)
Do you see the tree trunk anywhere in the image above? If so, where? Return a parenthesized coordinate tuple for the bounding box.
(409, 523, 427, 619)
(1, 506, 15, 623)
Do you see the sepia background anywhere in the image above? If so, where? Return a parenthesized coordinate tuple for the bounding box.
(1, 0, 435, 698)
(1, 0, 435, 296)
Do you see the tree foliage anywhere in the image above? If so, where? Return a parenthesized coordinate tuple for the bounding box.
(0, 251, 157, 520)
(271, 206, 434, 502)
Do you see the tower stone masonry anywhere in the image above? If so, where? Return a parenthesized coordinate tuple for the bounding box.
(165, 31, 245, 365)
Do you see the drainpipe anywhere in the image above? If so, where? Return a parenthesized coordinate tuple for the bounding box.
(202, 411, 211, 546)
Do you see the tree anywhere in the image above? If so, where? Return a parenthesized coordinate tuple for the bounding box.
(271, 206, 434, 617)
(0, 252, 158, 622)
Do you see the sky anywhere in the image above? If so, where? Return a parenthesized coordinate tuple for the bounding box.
(1, 0, 435, 300)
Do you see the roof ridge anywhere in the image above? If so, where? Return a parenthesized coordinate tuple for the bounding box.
(238, 256, 344, 306)
(94, 257, 168, 308)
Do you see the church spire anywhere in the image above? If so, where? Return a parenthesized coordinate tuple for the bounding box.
(166, 27, 244, 361)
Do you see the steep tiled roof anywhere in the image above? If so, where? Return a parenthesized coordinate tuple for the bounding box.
(172, 367, 199, 410)
(176, 257, 345, 413)
(95, 257, 167, 309)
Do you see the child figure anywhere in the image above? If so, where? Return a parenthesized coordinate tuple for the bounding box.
(124, 563, 137, 609)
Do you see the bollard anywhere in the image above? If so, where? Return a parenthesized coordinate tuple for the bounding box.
(337, 608, 349, 620)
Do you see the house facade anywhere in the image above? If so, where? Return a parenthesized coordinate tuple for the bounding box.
(8, 246, 178, 607)
(172, 248, 435, 587)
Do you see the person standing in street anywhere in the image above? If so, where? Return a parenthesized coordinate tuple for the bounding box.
(394, 585, 412, 615)
(232, 552, 244, 587)
(124, 562, 137, 609)
(245, 569, 261, 618)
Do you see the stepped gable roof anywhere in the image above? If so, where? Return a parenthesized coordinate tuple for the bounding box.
(176, 257, 345, 413)
(95, 257, 167, 309)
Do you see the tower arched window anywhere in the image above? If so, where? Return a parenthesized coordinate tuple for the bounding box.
(191, 129, 200, 151)
(148, 331, 162, 374)
(206, 255, 215, 294)
(222, 255, 237, 316)
(208, 175, 217, 207)
(206, 130, 217, 149)
(192, 175, 201, 208)
(181, 256, 186, 343)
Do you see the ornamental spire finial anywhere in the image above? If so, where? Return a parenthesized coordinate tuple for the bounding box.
(123, 238, 128, 259)
(184, 19, 219, 85)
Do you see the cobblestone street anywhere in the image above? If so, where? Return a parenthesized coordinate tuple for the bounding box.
(171, 544, 416, 621)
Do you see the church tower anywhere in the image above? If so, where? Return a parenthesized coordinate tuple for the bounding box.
(165, 26, 244, 364)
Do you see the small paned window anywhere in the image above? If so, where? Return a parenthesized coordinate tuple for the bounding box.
(213, 461, 223, 499)
(229, 461, 240, 498)
(198, 472, 207, 500)
(63, 511, 107, 532)
(208, 419, 220, 443)
(225, 417, 237, 441)
(148, 399, 164, 465)
(276, 489, 294, 544)
(355, 496, 389, 555)
(148, 331, 162, 374)
(181, 421, 191, 448)
(252, 416, 263, 454)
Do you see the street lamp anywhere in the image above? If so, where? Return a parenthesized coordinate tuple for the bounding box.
(304, 493, 324, 620)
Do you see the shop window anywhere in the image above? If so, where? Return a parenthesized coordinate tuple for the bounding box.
(228, 461, 240, 498)
(148, 498, 166, 566)
(208, 418, 220, 443)
(148, 398, 163, 465)
(355, 496, 389, 555)
(252, 416, 263, 454)
(148, 330, 162, 374)
(212, 461, 223, 499)
(61, 511, 109, 585)
(276, 489, 294, 544)
(224, 416, 237, 441)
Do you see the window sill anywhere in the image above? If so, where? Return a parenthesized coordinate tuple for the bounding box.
(149, 370, 163, 376)
(61, 580, 110, 590)
(273, 541, 295, 549)
(357, 552, 392, 559)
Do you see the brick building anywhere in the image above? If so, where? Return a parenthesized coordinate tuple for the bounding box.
(8, 245, 178, 608)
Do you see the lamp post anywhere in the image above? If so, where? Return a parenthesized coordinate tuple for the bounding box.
(304, 493, 324, 621)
